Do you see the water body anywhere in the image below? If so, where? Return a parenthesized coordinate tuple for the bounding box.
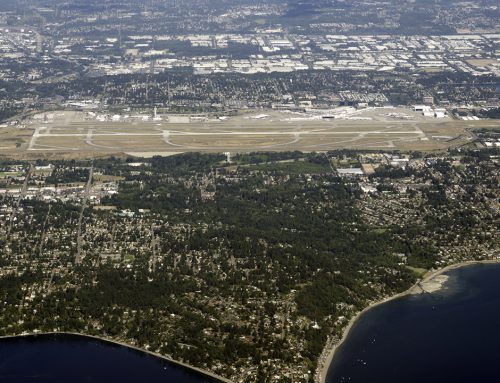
(327, 263, 500, 383)
(0, 334, 219, 383)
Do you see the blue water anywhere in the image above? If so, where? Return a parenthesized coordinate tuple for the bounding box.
(327, 264, 500, 383)
(2, 265, 499, 383)
(0, 334, 218, 383)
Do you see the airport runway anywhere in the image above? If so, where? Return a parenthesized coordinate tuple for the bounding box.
(2, 109, 497, 157)
(25, 120, 450, 153)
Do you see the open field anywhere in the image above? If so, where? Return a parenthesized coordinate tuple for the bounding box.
(1, 108, 498, 158)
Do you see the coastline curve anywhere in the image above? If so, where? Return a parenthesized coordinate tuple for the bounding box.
(0, 331, 232, 383)
(317, 259, 500, 383)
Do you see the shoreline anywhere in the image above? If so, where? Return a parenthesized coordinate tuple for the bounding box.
(0, 331, 232, 383)
(317, 258, 500, 383)
(1, 260, 498, 383)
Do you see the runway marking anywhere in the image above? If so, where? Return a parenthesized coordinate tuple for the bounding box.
(32, 130, 425, 137)
(28, 143, 80, 151)
(28, 126, 44, 150)
(162, 130, 184, 147)
(25, 121, 438, 152)
(84, 128, 121, 150)
(304, 136, 366, 149)
(28, 127, 80, 151)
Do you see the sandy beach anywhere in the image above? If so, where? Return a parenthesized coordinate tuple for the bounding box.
(317, 259, 500, 383)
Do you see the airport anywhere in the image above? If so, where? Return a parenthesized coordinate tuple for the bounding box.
(1, 107, 494, 158)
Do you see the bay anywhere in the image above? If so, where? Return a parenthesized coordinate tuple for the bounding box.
(327, 263, 500, 383)
(0, 333, 220, 383)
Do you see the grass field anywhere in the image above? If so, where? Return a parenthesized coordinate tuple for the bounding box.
(406, 266, 428, 277)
